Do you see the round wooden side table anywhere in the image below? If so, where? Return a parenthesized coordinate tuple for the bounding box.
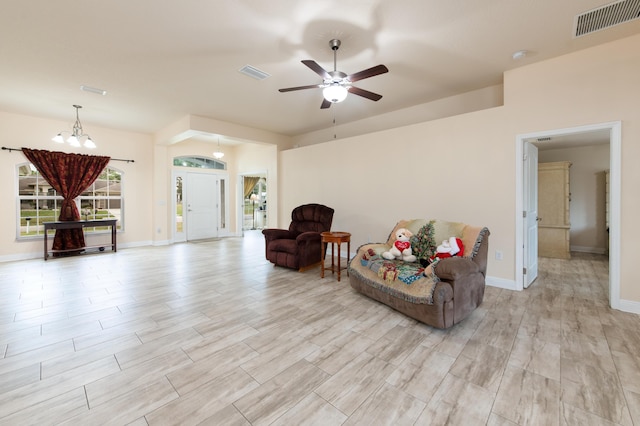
(321, 231, 351, 281)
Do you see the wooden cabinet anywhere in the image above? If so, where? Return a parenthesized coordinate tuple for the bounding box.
(538, 161, 571, 259)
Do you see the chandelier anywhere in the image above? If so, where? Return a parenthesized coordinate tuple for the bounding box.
(52, 105, 96, 149)
(213, 137, 224, 159)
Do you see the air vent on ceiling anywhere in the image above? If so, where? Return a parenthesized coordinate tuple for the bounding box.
(574, 0, 640, 37)
(238, 65, 270, 80)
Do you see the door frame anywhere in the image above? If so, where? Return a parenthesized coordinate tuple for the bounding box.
(172, 169, 229, 243)
(515, 121, 621, 309)
(238, 171, 267, 236)
(173, 169, 187, 243)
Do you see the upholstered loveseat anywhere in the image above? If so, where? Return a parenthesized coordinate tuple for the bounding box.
(348, 219, 490, 329)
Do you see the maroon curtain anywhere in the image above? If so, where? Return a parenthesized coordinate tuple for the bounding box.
(22, 148, 111, 252)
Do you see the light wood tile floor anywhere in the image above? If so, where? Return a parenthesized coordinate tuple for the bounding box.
(1, 231, 638, 425)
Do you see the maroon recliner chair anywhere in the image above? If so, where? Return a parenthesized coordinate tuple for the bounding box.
(262, 204, 334, 271)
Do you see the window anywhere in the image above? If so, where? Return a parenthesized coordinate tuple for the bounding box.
(79, 167, 123, 229)
(17, 163, 124, 238)
(173, 156, 226, 170)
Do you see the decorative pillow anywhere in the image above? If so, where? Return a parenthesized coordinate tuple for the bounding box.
(432, 220, 466, 255)
(386, 219, 428, 246)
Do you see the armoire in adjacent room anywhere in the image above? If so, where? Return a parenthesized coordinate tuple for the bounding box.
(538, 161, 572, 259)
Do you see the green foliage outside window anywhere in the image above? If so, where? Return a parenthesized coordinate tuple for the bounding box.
(17, 163, 124, 238)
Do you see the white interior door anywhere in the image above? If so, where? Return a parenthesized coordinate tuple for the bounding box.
(186, 173, 218, 241)
(524, 141, 539, 287)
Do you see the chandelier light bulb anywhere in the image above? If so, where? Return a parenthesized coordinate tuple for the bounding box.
(67, 135, 80, 147)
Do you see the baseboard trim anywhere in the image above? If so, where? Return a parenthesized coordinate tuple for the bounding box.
(618, 299, 640, 315)
(571, 245, 607, 254)
(119, 240, 152, 249)
(486, 276, 518, 291)
(0, 240, 154, 263)
(0, 252, 39, 263)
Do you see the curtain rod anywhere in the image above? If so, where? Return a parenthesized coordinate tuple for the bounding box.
(1, 146, 135, 163)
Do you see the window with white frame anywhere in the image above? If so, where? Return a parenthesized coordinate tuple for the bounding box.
(173, 156, 226, 170)
(17, 163, 123, 238)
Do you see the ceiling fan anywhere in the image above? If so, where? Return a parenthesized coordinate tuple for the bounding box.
(279, 39, 389, 109)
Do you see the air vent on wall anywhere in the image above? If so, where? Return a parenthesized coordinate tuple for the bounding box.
(238, 65, 271, 80)
(574, 0, 640, 37)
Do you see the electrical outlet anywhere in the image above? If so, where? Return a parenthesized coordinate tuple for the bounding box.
(495, 250, 503, 260)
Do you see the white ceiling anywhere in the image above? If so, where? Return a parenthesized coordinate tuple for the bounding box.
(1, 0, 639, 141)
(531, 129, 612, 151)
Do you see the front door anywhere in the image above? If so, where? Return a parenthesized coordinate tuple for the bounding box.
(186, 172, 218, 241)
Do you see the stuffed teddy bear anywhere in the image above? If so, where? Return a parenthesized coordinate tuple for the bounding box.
(382, 228, 417, 262)
(429, 236, 464, 262)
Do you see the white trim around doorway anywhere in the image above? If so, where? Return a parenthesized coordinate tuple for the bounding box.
(238, 171, 268, 237)
(515, 121, 622, 310)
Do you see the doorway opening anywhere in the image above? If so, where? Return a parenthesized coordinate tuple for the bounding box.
(241, 174, 267, 232)
(516, 121, 621, 309)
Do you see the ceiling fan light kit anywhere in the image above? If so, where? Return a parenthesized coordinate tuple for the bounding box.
(323, 84, 348, 103)
(279, 39, 388, 109)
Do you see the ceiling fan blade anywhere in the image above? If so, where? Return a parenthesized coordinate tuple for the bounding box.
(278, 84, 322, 92)
(348, 86, 383, 101)
(347, 64, 389, 82)
(302, 60, 331, 80)
(320, 98, 332, 109)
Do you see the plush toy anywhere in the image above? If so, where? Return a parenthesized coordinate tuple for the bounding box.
(429, 237, 464, 262)
(382, 228, 417, 262)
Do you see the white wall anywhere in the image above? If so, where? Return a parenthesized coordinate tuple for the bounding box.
(163, 139, 278, 238)
(0, 110, 154, 261)
(0, 112, 280, 259)
(235, 143, 278, 230)
(280, 106, 514, 278)
(1, 33, 639, 306)
(279, 33, 640, 305)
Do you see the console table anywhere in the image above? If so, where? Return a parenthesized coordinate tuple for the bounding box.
(43, 219, 117, 260)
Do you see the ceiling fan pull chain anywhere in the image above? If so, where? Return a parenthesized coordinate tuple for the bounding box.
(333, 113, 337, 139)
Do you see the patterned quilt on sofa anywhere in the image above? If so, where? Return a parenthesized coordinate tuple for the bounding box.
(360, 247, 425, 285)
